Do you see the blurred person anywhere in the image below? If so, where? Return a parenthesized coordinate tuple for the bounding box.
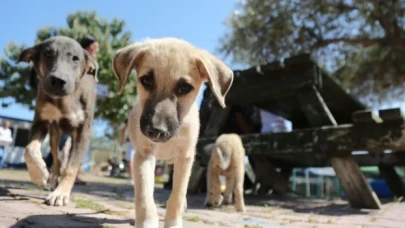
(259, 109, 292, 133)
(80, 34, 99, 59)
(0, 121, 13, 168)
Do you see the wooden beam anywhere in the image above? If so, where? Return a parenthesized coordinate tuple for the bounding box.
(379, 108, 405, 122)
(352, 108, 405, 199)
(188, 104, 231, 193)
(226, 64, 320, 105)
(283, 53, 313, 67)
(298, 85, 381, 209)
(352, 110, 383, 123)
(378, 164, 405, 198)
(203, 106, 231, 137)
(250, 155, 289, 196)
(197, 121, 405, 156)
(266, 152, 405, 168)
(330, 156, 381, 209)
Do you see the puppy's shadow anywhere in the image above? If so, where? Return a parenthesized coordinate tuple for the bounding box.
(11, 213, 134, 228)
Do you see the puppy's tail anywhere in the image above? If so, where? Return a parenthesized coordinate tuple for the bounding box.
(215, 146, 231, 170)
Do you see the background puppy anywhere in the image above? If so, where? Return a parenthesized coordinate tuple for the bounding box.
(17, 36, 98, 206)
(112, 37, 233, 228)
(204, 133, 246, 212)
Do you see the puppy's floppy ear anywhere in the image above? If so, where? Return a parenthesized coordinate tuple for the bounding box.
(195, 51, 233, 108)
(84, 50, 99, 82)
(16, 46, 36, 64)
(112, 43, 148, 95)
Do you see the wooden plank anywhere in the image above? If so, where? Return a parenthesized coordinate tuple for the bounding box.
(331, 156, 381, 209)
(298, 85, 381, 209)
(378, 164, 405, 198)
(251, 156, 272, 195)
(352, 110, 383, 124)
(197, 121, 405, 156)
(203, 106, 231, 137)
(188, 104, 231, 193)
(267, 152, 405, 168)
(226, 64, 320, 105)
(298, 86, 337, 126)
(187, 162, 207, 193)
(352, 108, 405, 199)
(317, 71, 367, 123)
(379, 108, 405, 122)
(250, 156, 289, 195)
(283, 53, 312, 67)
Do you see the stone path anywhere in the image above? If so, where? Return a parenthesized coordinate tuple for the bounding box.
(1, 169, 405, 228)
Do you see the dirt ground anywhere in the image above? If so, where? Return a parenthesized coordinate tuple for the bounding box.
(1, 169, 405, 228)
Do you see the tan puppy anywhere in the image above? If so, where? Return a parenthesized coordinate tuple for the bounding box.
(204, 133, 246, 212)
(112, 37, 233, 228)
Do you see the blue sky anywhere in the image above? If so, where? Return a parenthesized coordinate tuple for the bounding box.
(0, 0, 242, 135)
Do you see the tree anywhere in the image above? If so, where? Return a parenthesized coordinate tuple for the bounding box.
(0, 10, 137, 126)
(218, 0, 405, 107)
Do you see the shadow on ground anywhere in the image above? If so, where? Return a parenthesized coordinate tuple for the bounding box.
(0, 173, 385, 221)
(240, 194, 374, 216)
(11, 213, 134, 228)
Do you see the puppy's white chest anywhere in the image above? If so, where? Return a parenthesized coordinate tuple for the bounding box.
(40, 103, 85, 126)
(66, 109, 85, 126)
(40, 104, 63, 121)
(154, 146, 174, 162)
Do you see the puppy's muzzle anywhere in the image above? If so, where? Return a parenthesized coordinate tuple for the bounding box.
(44, 74, 72, 97)
(140, 98, 180, 143)
(140, 115, 178, 143)
(50, 76, 66, 91)
(145, 125, 168, 142)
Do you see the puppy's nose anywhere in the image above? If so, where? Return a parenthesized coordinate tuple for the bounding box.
(145, 126, 166, 141)
(50, 76, 66, 90)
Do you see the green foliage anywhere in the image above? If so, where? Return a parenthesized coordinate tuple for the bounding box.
(0, 10, 136, 125)
(218, 0, 405, 107)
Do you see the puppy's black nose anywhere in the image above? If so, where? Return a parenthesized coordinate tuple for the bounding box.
(145, 126, 166, 141)
(50, 76, 66, 90)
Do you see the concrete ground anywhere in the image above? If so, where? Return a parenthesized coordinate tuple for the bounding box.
(1, 169, 405, 228)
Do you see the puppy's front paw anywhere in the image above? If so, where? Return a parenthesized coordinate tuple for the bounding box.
(205, 194, 224, 209)
(223, 196, 232, 205)
(135, 218, 159, 228)
(164, 217, 182, 228)
(24, 147, 49, 187)
(45, 189, 70, 206)
(235, 204, 246, 212)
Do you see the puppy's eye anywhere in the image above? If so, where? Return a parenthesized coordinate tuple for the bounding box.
(140, 71, 154, 90)
(176, 82, 194, 96)
(44, 51, 52, 58)
(72, 56, 79, 61)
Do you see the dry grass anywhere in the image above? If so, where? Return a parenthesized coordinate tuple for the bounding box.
(72, 198, 106, 211)
(183, 215, 201, 222)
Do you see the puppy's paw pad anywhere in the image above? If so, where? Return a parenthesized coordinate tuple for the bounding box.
(45, 190, 70, 206)
(24, 148, 49, 187)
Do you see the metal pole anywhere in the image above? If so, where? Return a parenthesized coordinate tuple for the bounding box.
(305, 168, 310, 197)
(292, 169, 296, 192)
